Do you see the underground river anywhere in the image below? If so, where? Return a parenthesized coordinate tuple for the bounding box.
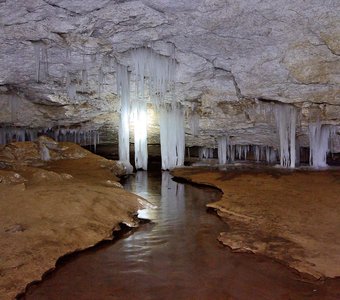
(22, 170, 339, 299)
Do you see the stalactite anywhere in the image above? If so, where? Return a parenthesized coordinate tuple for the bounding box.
(40, 127, 100, 150)
(274, 104, 297, 168)
(229, 144, 235, 162)
(160, 105, 185, 170)
(115, 47, 178, 170)
(131, 47, 176, 107)
(254, 145, 260, 162)
(308, 121, 334, 168)
(0, 127, 39, 144)
(218, 136, 228, 164)
(243, 145, 249, 160)
(199, 147, 214, 160)
(116, 64, 132, 170)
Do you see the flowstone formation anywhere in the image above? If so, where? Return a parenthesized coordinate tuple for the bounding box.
(0, 0, 339, 169)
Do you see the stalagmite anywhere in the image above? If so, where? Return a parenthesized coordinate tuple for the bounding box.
(40, 144, 50, 161)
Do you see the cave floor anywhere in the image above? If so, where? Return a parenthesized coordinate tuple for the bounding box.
(172, 165, 340, 279)
(1, 150, 340, 299)
(22, 168, 340, 300)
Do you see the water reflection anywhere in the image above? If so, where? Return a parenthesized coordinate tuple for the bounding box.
(23, 171, 331, 300)
(160, 172, 185, 224)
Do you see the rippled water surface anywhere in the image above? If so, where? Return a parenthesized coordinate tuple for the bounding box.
(23, 170, 339, 300)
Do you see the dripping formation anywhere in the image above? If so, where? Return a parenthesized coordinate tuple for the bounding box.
(160, 105, 185, 170)
(0, 126, 100, 152)
(3, 43, 338, 171)
(116, 46, 181, 171)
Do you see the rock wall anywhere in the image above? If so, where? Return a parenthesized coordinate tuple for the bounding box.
(0, 0, 339, 150)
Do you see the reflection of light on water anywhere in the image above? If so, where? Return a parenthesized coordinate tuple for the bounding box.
(137, 208, 150, 219)
(135, 171, 148, 195)
(135, 171, 185, 222)
(134, 171, 158, 220)
(161, 172, 185, 222)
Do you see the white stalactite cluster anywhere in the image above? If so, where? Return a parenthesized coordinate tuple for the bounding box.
(0, 126, 100, 151)
(116, 46, 182, 171)
(0, 127, 37, 145)
(198, 147, 214, 160)
(217, 138, 278, 165)
(42, 128, 100, 151)
(27, 43, 337, 171)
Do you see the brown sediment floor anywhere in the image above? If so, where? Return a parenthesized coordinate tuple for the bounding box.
(22, 171, 340, 300)
(0, 141, 145, 300)
(172, 165, 340, 279)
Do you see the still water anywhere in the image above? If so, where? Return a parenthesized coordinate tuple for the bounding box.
(23, 171, 336, 299)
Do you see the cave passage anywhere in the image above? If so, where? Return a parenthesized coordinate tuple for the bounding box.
(23, 170, 338, 300)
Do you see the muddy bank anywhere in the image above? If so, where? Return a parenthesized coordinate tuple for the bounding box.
(19, 171, 340, 300)
(0, 139, 145, 299)
(172, 166, 340, 279)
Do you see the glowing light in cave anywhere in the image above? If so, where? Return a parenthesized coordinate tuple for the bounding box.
(132, 102, 148, 170)
(116, 46, 179, 171)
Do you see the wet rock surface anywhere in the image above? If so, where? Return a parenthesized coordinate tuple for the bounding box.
(0, 141, 145, 300)
(172, 166, 340, 279)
